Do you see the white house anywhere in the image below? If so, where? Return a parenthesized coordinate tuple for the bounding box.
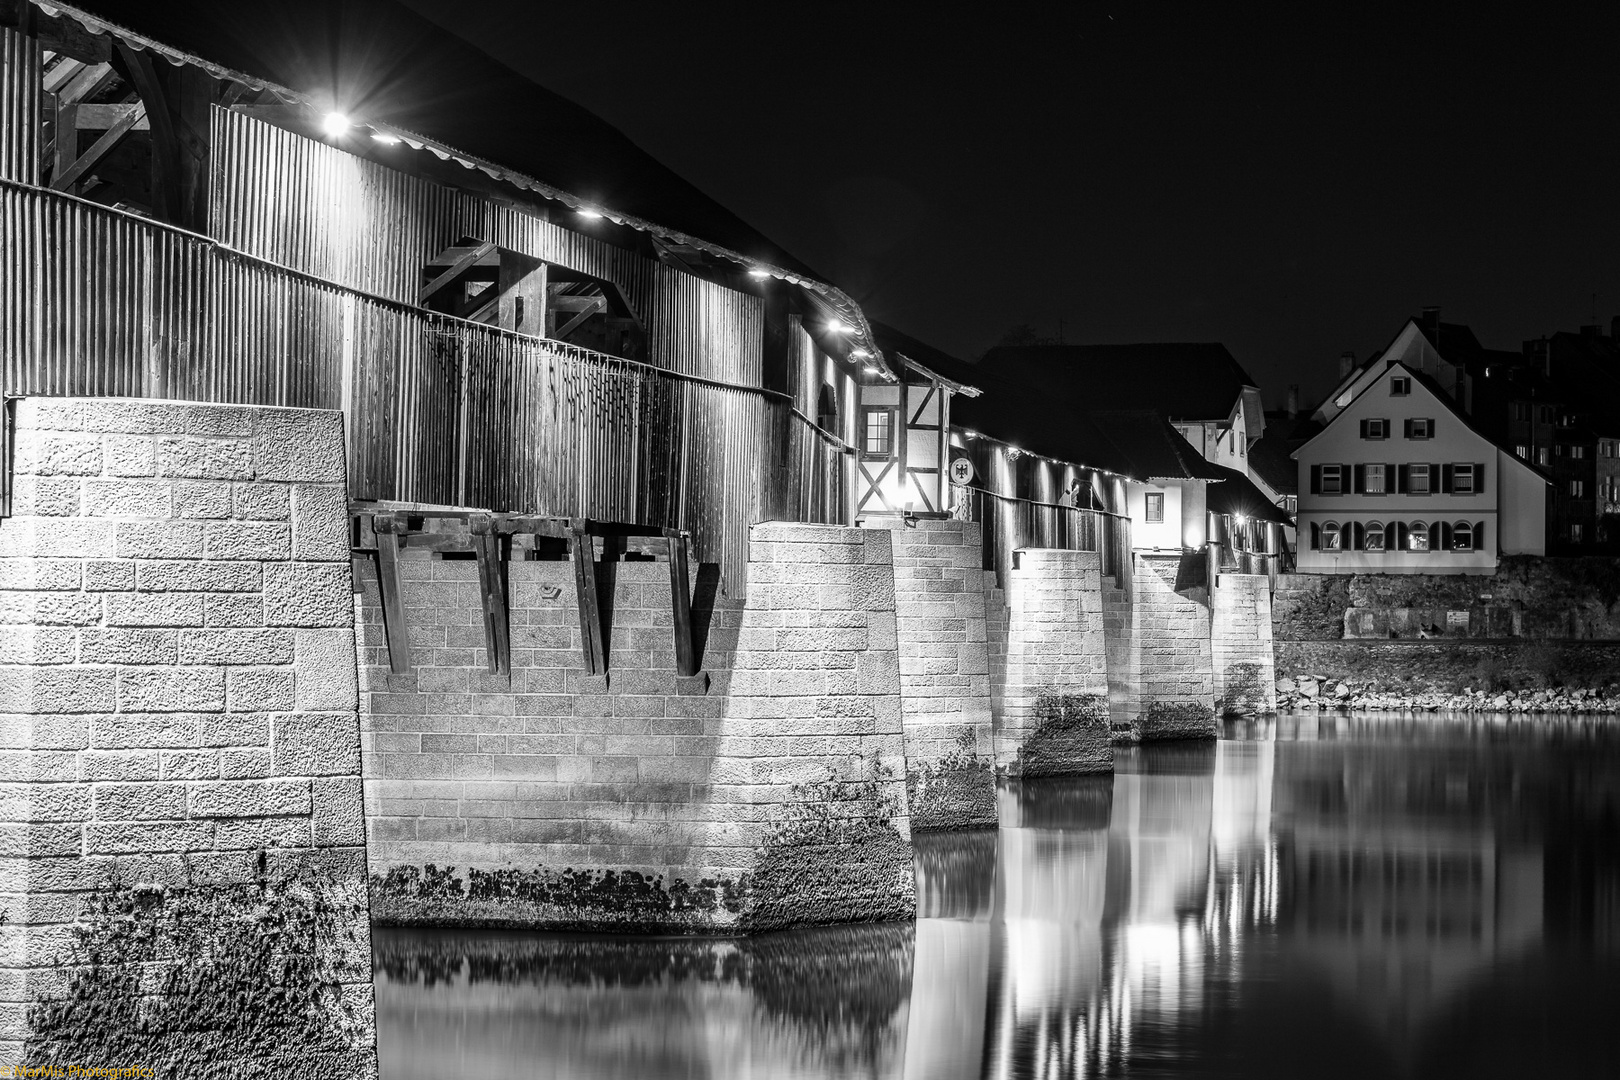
(1293, 360, 1548, 574)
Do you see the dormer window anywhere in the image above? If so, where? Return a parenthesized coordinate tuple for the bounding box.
(1390, 376, 1411, 396)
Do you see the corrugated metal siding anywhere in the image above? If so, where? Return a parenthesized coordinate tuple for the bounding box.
(0, 27, 40, 184)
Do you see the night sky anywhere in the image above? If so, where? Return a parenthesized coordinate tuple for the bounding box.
(398, 2, 1618, 406)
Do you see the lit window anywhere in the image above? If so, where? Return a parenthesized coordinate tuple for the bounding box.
(1452, 521, 1473, 551)
(1512, 402, 1530, 421)
(1407, 418, 1434, 439)
(1365, 521, 1386, 551)
(1570, 445, 1587, 459)
(1516, 444, 1529, 459)
(1390, 377, 1411, 396)
(1322, 521, 1342, 550)
(862, 407, 895, 459)
(1364, 463, 1386, 494)
(1603, 440, 1617, 457)
(1571, 480, 1586, 497)
(1538, 447, 1550, 466)
(1571, 523, 1584, 543)
(1145, 492, 1164, 523)
(1408, 521, 1430, 551)
(1321, 464, 1344, 495)
(1408, 464, 1431, 495)
(1452, 463, 1477, 494)
(1539, 406, 1554, 423)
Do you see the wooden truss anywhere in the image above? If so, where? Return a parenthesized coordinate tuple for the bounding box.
(354, 509, 699, 683)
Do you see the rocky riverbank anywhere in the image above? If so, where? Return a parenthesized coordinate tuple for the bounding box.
(1276, 674, 1620, 714)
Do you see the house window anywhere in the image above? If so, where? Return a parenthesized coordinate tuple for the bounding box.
(1571, 480, 1586, 497)
(1408, 464, 1432, 495)
(1144, 492, 1165, 523)
(1364, 463, 1387, 494)
(1408, 521, 1430, 551)
(1390, 376, 1411, 396)
(1512, 402, 1530, 422)
(1602, 439, 1617, 457)
(1362, 418, 1389, 440)
(1571, 523, 1584, 543)
(1406, 418, 1434, 439)
(1284, 495, 1298, 514)
(1452, 463, 1477, 495)
(1321, 465, 1344, 495)
(862, 407, 895, 459)
(1516, 444, 1529, 459)
(1452, 521, 1474, 551)
(1539, 406, 1554, 424)
(1570, 445, 1587, 460)
(1322, 521, 1342, 551)
(1538, 447, 1551, 466)
(1365, 521, 1387, 551)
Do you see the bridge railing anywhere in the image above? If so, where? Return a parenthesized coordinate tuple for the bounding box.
(954, 484, 1131, 586)
(0, 179, 847, 571)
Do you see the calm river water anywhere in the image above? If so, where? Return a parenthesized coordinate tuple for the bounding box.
(373, 713, 1620, 1079)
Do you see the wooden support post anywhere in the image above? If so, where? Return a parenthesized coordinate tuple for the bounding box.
(372, 514, 412, 675)
(471, 515, 510, 679)
(664, 528, 698, 678)
(570, 520, 606, 675)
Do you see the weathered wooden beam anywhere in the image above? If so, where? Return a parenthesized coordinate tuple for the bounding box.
(570, 521, 606, 676)
(51, 100, 144, 191)
(471, 516, 511, 679)
(75, 103, 149, 130)
(57, 62, 116, 105)
(664, 529, 698, 678)
(551, 296, 607, 341)
(1, 0, 111, 63)
(419, 241, 497, 305)
(114, 43, 180, 221)
(371, 515, 412, 675)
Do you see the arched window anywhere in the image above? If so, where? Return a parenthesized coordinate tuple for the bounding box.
(1365, 521, 1386, 552)
(1451, 521, 1473, 551)
(1322, 521, 1342, 551)
(1408, 521, 1430, 552)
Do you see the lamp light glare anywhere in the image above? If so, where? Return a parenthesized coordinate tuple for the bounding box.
(827, 319, 847, 333)
(321, 112, 350, 138)
(577, 208, 604, 220)
(862, 365, 879, 375)
(747, 268, 771, 279)
(851, 348, 871, 359)
(370, 131, 402, 145)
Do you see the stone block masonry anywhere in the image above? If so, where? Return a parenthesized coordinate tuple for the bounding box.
(995, 549, 1111, 776)
(0, 398, 375, 1075)
(1129, 555, 1217, 740)
(362, 520, 914, 932)
(1212, 573, 1277, 717)
(878, 518, 995, 832)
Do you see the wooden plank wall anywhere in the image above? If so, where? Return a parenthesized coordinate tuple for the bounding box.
(0, 98, 847, 578)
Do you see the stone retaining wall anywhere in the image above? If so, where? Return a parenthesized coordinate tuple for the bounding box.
(995, 549, 1111, 776)
(882, 519, 995, 832)
(1211, 573, 1277, 716)
(0, 398, 375, 1074)
(363, 521, 914, 932)
(1131, 554, 1216, 740)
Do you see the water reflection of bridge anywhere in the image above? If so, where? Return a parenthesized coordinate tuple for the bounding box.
(907, 731, 1549, 1080)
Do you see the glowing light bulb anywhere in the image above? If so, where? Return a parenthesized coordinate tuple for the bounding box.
(321, 112, 350, 138)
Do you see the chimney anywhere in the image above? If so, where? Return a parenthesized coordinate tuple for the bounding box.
(1525, 337, 1551, 377)
(1338, 351, 1355, 379)
(1286, 384, 1300, 419)
(1421, 305, 1441, 334)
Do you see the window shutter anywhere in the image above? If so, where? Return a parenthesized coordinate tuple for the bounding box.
(1396, 521, 1408, 549)
(1440, 521, 1452, 550)
(1396, 464, 1408, 493)
(1432, 464, 1441, 491)
(1476, 520, 1486, 552)
(1431, 521, 1442, 552)
(1441, 464, 1453, 493)
(1352, 522, 1366, 550)
(1359, 419, 1369, 438)
(1378, 420, 1390, 440)
(1310, 465, 1321, 495)
(1310, 522, 1320, 550)
(1388, 463, 1397, 493)
(1353, 464, 1366, 493)
(1404, 418, 1414, 438)
(1477, 462, 1486, 492)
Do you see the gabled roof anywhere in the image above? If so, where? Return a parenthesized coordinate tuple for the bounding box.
(1294, 360, 1553, 485)
(870, 322, 982, 397)
(1247, 426, 1302, 496)
(1087, 411, 1230, 482)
